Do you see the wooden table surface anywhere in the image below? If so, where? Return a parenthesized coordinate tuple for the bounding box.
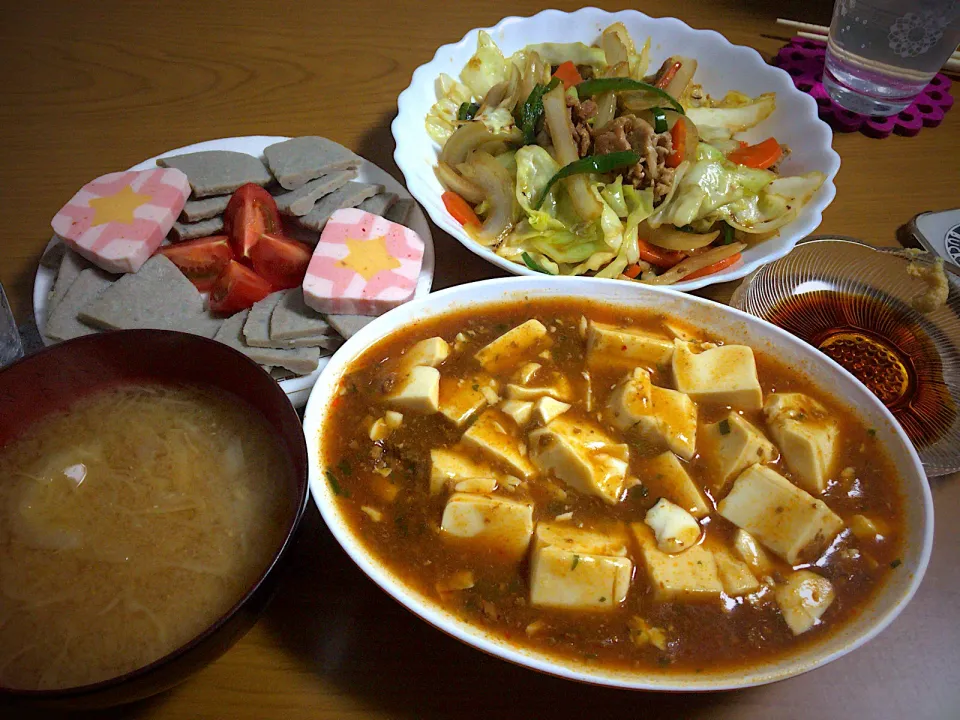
(2, 1, 958, 718)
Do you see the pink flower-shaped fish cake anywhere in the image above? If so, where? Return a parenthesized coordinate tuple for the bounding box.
(303, 208, 424, 316)
(51, 168, 191, 273)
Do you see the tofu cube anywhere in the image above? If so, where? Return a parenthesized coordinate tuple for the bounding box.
(534, 397, 570, 424)
(672, 341, 763, 410)
(606, 369, 696, 460)
(514, 362, 542, 384)
(438, 374, 496, 427)
(774, 570, 835, 635)
(733, 529, 775, 577)
(462, 409, 536, 479)
(529, 415, 630, 504)
(504, 371, 574, 402)
(849, 513, 889, 542)
(631, 523, 723, 602)
(385, 366, 440, 414)
(606, 368, 653, 430)
(764, 393, 839, 495)
(713, 548, 761, 596)
(397, 336, 451, 373)
(430, 445, 499, 495)
(529, 523, 632, 610)
(586, 321, 674, 369)
(500, 399, 534, 426)
(644, 498, 701, 553)
(440, 492, 534, 561)
(701, 411, 778, 495)
(475, 320, 552, 373)
(640, 451, 711, 519)
(718, 465, 845, 564)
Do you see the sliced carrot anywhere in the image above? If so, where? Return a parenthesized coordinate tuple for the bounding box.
(727, 138, 783, 169)
(553, 61, 583, 90)
(441, 190, 480, 227)
(683, 252, 742, 280)
(637, 238, 685, 268)
(666, 117, 686, 169)
(623, 263, 643, 279)
(655, 61, 682, 89)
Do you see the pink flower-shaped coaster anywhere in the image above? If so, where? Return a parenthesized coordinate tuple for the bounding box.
(773, 36, 953, 138)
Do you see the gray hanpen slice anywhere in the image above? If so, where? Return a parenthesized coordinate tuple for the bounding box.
(384, 198, 415, 227)
(263, 137, 362, 190)
(169, 217, 224, 243)
(39, 238, 68, 270)
(179, 195, 230, 223)
(45, 269, 115, 341)
(270, 287, 333, 340)
(47, 249, 92, 319)
(273, 169, 358, 217)
(214, 310, 321, 375)
(293, 182, 384, 234)
(158, 150, 273, 197)
(324, 313, 373, 339)
(78, 255, 219, 337)
(357, 192, 399, 217)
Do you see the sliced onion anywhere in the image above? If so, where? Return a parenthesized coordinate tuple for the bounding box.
(435, 162, 485, 203)
(725, 209, 799, 234)
(439, 122, 493, 166)
(459, 151, 516, 245)
(643, 242, 745, 285)
(646, 225, 719, 251)
(663, 57, 697, 99)
(542, 84, 602, 221)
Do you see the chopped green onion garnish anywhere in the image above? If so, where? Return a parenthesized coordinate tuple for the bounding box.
(575, 78, 685, 114)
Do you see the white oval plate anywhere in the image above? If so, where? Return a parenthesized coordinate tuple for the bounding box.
(303, 276, 931, 691)
(33, 135, 435, 407)
(392, 7, 840, 292)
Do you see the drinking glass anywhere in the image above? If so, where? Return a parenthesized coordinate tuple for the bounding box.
(823, 0, 960, 116)
(0, 281, 24, 368)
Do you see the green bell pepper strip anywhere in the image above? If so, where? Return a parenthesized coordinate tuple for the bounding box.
(575, 78, 685, 115)
(650, 107, 668, 133)
(521, 252, 552, 274)
(457, 102, 480, 121)
(534, 150, 641, 209)
(721, 221, 735, 245)
(517, 77, 560, 145)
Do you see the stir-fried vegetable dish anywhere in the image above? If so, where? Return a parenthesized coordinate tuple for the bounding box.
(426, 24, 826, 284)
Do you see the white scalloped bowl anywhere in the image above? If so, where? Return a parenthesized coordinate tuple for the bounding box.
(392, 7, 840, 292)
(303, 277, 932, 691)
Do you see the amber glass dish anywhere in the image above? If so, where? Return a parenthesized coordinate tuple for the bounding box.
(731, 236, 960, 477)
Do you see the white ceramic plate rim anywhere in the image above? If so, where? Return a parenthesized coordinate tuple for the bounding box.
(33, 135, 435, 407)
(392, 7, 840, 292)
(303, 276, 932, 691)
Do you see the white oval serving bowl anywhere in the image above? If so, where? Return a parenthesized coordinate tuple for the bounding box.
(392, 7, 840, 292)
(303, 276, 930, 691)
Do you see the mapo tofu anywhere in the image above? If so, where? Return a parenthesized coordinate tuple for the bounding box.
(322, 300, 905, 672)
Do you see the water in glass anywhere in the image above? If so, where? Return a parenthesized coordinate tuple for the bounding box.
(824, 0, 960, 115)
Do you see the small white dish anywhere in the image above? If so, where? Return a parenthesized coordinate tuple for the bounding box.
(33, 135, 435, 407)
(303, 275, 931, 691)
(392, 7, 839, 292)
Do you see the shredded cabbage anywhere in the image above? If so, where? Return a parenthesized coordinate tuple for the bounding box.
(425, 73, 474, 145)
(522, 42, 607, 68)
(460, 31, 510, 99)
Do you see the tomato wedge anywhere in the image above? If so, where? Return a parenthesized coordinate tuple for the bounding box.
(208, 260, 273, 315)
(223, 184, 281, 261)
(157, 235, 233, 292)
(250, 233, 313, 290)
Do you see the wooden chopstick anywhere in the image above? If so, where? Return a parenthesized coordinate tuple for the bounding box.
(778, 18, 960, 72)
